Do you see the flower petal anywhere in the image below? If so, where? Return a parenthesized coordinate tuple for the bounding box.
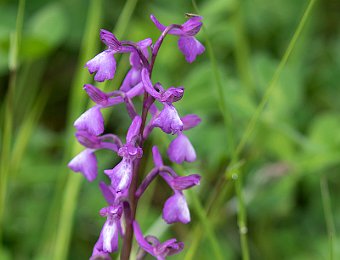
(68, 149, 97, 181)
(133, 221, 154, 255)
(84, 84, 110, 105)
(162, 192, 190, 224)
(167, 134, 196, 164)
(74, 106, 104, 136)
(141, 68, 161, 100)
(178, 36, 205, 63)
(85, 50, 116, 82)
(102, 220, 119, 253)
(99, 182, 116, 205)
(126, 115, 142, 144)
(104, 158, 132, 192)
(120, 68, 141, 92)
(171, 174, 201, 190)
(152, 146, 163, 167)
(181, 114, 201, 130)
(153, 104, 183, 135)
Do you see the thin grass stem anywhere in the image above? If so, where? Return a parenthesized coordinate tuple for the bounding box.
(320, 176, 336, 260)
(186, 0, 317, 258)
(0, 0, 26, 245)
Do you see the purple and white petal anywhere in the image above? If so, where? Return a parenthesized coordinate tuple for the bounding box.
(68, 149, 97, 182)
(153, 104, 183, 135)
(104, 158, 133, 192)
(74, 106, 104, 136)
(167, 133, 196, 164)
(90, 235, 112, 260)
(178, 36, 205, 63)
(102, 220, 119, 253)
(162, 192, 190, 224)
(85, 50, 116, 82)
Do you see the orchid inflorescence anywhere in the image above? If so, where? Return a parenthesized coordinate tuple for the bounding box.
(68, 14, 205, 259)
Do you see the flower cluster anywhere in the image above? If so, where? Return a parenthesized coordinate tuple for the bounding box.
(68, 14, 205, 259)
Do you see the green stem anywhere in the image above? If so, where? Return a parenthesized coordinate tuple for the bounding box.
(0, 0, 26, 246)
(232, 0, 317, 164)
(320, 176, 336, 260)
(234, 172, 249, 260)
(232, 1, 255, 97)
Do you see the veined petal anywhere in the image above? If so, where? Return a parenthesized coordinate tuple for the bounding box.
(178, 36, 205, 63)
(167, 134, 196, 164)
(100, 29, 121, 50)
(102, 220, 119, 253)
(104, 158, 133, 192)
(74, 106, 104, 136)
(162, 192, 190, 224)
(181, 16, 203, 36)
(68, 149, 97, 181)
(85, 50, 116, 82)
(84, 84, 110, 105)
(153, 103, 183, 135)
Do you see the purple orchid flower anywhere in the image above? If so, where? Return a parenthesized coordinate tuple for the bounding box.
(167, 114, 201, 163)
(150, 14, 205, 63)
(167, 133, 196, 164)
(74, 106, 104, 136)
(86, 30, 133, 82)
(133, 221, 184, 260)
(90, 204, 123, 258)
(68, 149, 98, 181)
(104, 116, 142, 193)
(160, 172, 200, 224)
(162, 191, 190, 224)
(71, 16, 204, 259)
(141, 68, 184, 134)
(120, 38, 152, 92)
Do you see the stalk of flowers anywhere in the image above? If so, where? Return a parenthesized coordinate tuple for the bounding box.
(68, 14, 205, 260)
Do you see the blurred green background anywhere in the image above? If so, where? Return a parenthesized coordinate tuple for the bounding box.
(0, 0, 339, 259)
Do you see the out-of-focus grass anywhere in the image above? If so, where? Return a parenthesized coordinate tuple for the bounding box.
(0, 0, 339, 259)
